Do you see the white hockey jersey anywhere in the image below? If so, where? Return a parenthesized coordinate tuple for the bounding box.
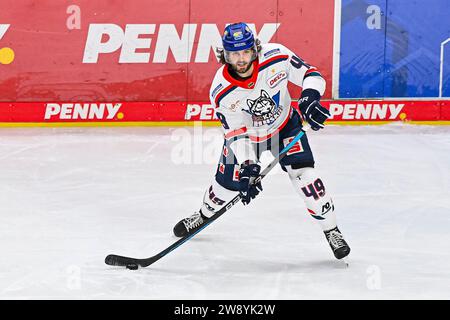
(209, 43, 326, 163)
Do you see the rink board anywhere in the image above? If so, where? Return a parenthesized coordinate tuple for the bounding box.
(0, 0, 335, 101)
(0, 100, 449, 126)
(1, 0, 449, 127)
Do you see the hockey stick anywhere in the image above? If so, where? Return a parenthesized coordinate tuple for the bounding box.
(105, 124, 310, 269)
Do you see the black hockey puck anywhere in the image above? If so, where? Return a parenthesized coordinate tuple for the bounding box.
(126, 263, 139, 270)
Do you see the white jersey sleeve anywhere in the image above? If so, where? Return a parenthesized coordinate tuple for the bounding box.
(276, 43, 326, 96)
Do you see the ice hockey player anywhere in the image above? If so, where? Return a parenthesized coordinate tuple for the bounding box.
(173, 22, 350, 260)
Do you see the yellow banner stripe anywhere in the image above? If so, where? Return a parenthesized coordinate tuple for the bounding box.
(0, 120, 449, 128)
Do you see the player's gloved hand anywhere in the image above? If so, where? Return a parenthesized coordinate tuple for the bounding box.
(298, 89, 331, 131)
(238, 161, 263, 205)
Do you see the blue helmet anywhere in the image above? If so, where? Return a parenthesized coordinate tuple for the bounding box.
(222, 22, 255, 52)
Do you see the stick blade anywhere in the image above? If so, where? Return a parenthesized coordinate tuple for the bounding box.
(105, 254, 139, 267)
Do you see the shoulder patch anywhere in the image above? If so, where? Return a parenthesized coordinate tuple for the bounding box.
(263, 48, 281, 59)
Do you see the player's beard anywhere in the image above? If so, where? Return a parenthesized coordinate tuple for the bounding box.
(232, 61, 253, 75)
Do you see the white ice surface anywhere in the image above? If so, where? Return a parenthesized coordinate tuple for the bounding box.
(0, 124, 449, 299)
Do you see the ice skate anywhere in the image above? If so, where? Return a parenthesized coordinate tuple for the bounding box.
(173, 211, 210, 237)
(324, 226, 351, 259)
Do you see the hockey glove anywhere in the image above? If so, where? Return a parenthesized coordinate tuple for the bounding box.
(298, 89, 331, 131)
(238, 161, 263, 205)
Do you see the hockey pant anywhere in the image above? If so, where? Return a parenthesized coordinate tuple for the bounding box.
(201, 110, 337, 229)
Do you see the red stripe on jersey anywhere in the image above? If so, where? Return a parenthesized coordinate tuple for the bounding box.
(248, 109, 291, 143)
(259, 54, 289, 70)
(214, 83, 237, 106)
(305, 68, 318, 75)
(224, 127, 247, 139)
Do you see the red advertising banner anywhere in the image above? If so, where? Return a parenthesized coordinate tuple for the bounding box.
(0, 100, 448, 125)
(0, 0, 335, 102)
(2, 1, 448, 126)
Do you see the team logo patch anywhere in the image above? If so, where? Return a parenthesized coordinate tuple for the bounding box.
(244, 89, 283, 127)
(233, 31, 243, 40)
(267, 71, 287, 88)
(227, 100, 240, 112)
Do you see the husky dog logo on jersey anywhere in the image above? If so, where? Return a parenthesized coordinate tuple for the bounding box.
(247, 90, 275, 116)
(245, 89, 283, 126)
